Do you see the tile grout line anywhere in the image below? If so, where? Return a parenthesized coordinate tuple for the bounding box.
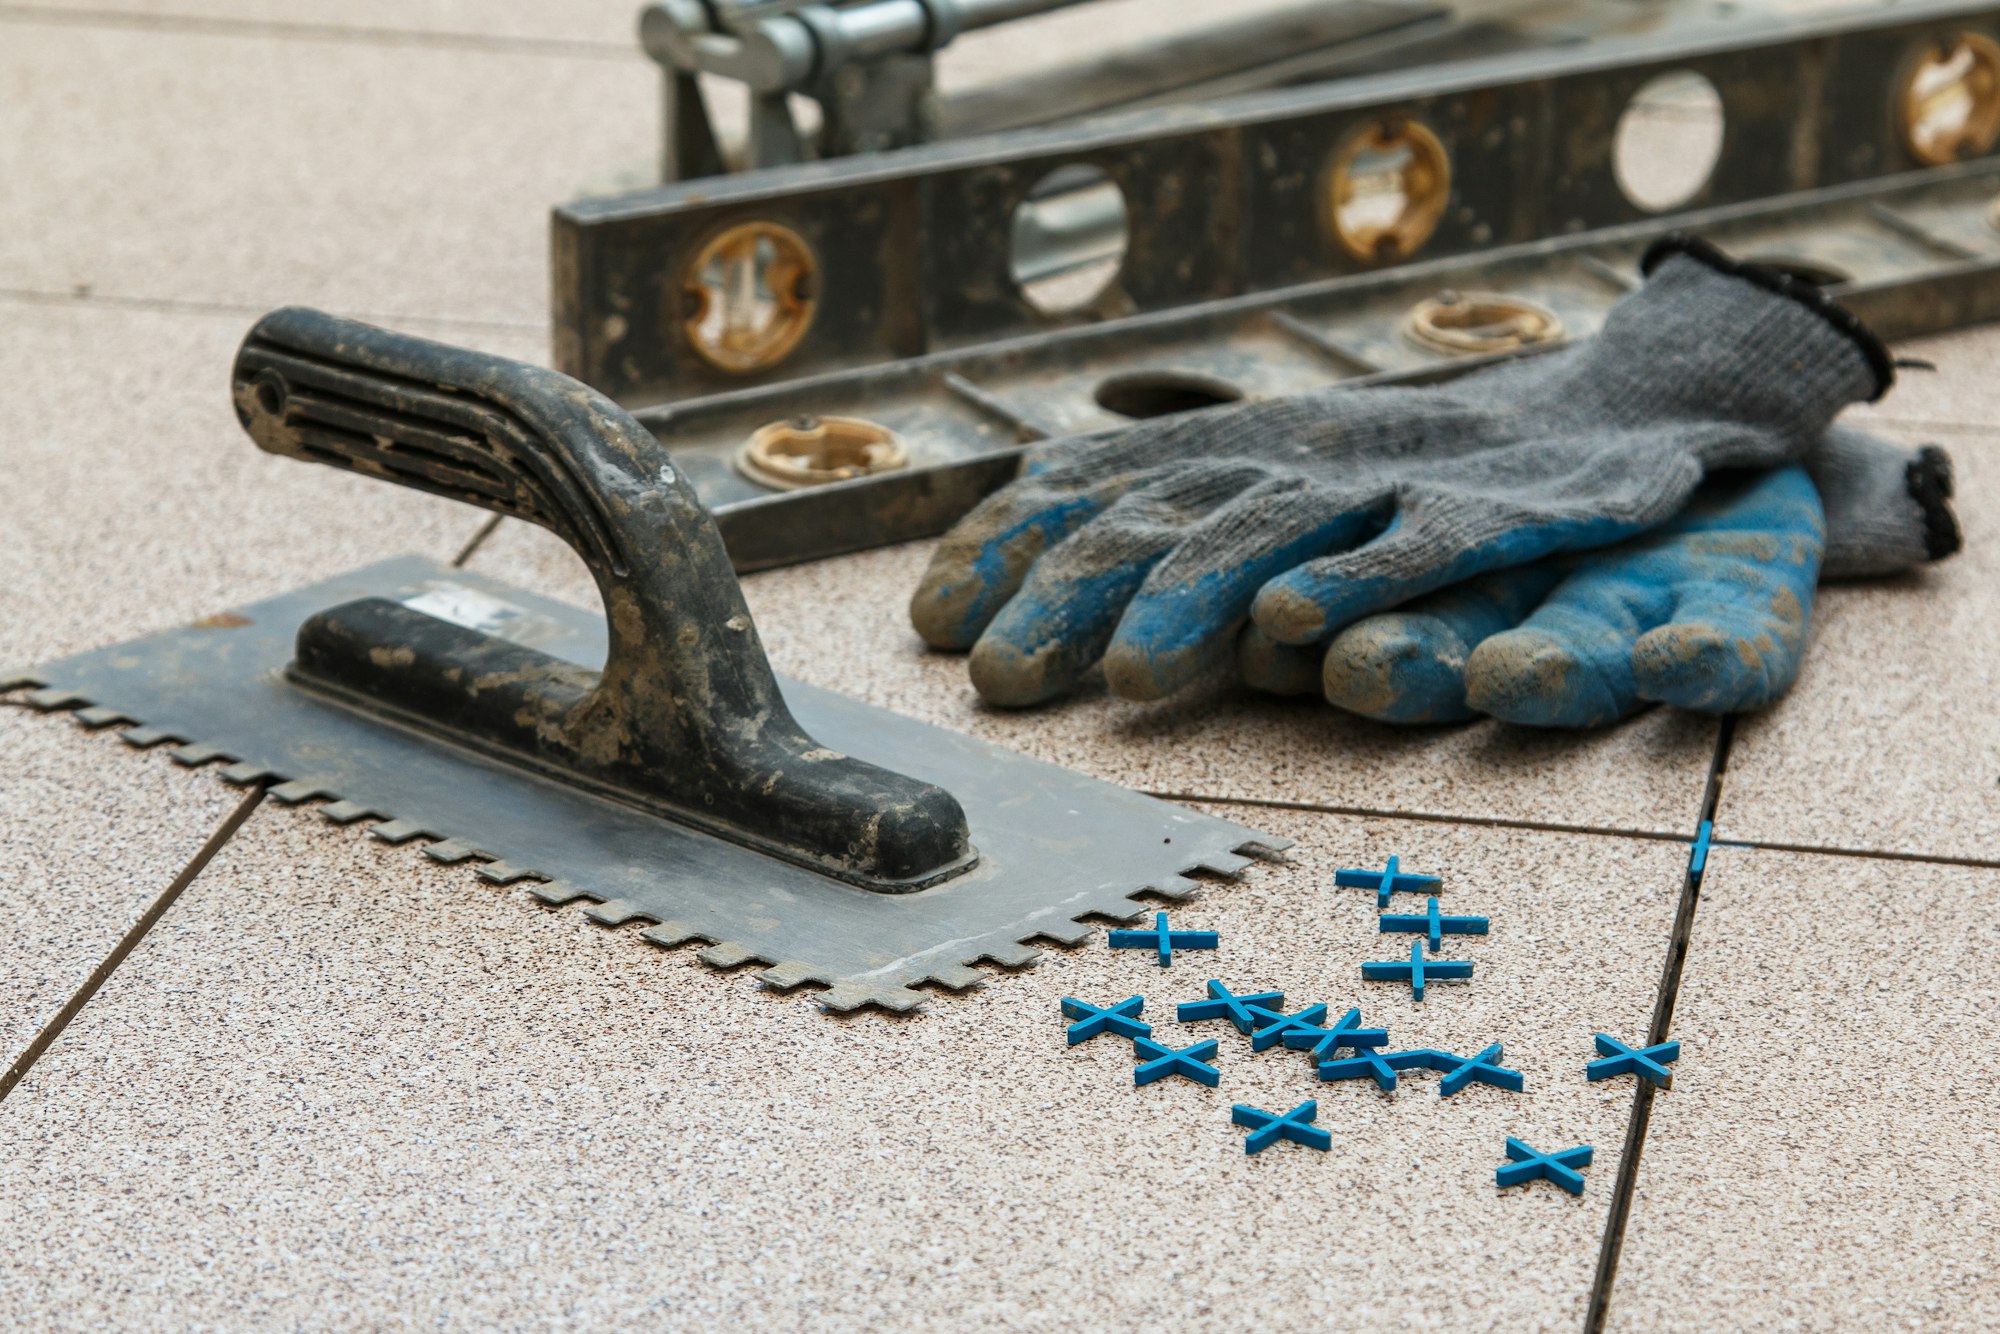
(452, 514, 506, 568)
(1166, 788, 2000, 871)
(1146, 789, 1697, 846)
(0, 4, 639, 58)
(0, 783, 265, 1105)
(1581, 716, 1735, 1333)
(1717, 836, 2000, 871)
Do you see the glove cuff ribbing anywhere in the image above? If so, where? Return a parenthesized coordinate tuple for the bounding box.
(1640, 233, 1896, 403)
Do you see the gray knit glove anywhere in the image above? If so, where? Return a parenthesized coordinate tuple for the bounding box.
(1248, 426, 1961, 726)
(909, 236, 1893, 707)
(1808, 425, 1960, 577)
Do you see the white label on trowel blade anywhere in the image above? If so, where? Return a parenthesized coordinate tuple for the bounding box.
(400, 583, 568, 650)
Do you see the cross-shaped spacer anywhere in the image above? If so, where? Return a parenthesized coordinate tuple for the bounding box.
(1587, 1033, 1681, 1089)
(1361, 941, 1473, 1001)
(1317, 1047, 1436, 1092)
(1689, 820, 1714, 878)
(1335, 855, 1442, 909)
(1378, 896, 1488, 951)
(1282, 1006, 1389, 1063)
(1496, 1137, 1593, 1196)
(1243, 1003, 1330, 1052)
(1232, 1100, 1331, 1154)
(1177, 980, 1285, 1035)
(1106, 911, 1220, 967)
(1133, 1036, 1221, 1087)
(1434, 1043, 1524, 1097)
(1061, 994, 1150, 1046)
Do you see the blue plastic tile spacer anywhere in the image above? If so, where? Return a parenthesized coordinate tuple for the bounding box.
(1107, 911, 1220, 968)
(1242, 1003, 1330, 1052)
(1282, 1006, 1389, 1063)
(1495, 1137, 1593, 1196)
(1361, 941, 1473, 1001)
(1689, 820, 1714, 878)
(1232, 1099, 1331, 1154)
(1335, 855, 1443, 909)
(1133, 1035, 1221, 1087)
(1587, 1033, 1681, 1089)
(1061, 994, 1151, 1046)
(1433, 1043, 1524, 1097)
(1317, 1047, 1436, 1092)
(1379, 897, 1489, 952)
(1177, 980, 1286, 1035)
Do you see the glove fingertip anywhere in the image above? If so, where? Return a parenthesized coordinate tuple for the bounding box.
(967, 635, 1071, 708)
(1103, 641, 1209, 702)
(909, 571, 988, 650)
(1250, 578, 1334, 645)
(1236, 625, 1322, 696)
(1322, 617, 1476, 724)
(910, 528, 1044, 650)
(966, 562, 1150, 706)
(909, 489, 1106, 649)
(1631, 621, 1794, 714)
(1251, 548, 1426, 644)
(1465, 629, 1635, 729)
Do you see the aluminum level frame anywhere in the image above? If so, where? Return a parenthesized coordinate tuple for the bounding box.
(558, 0, 2000, 404)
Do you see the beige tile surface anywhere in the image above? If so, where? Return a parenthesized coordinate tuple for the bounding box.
(12, 0, 1310, 64)
(12, 0, 643, 46)
(468, 518, 1721, 832)
(0, 706, 236, 1076)
(1848, 323, 2000, 442)
(0, 803, 1682, 1330)
(0, 22, 653, 324)
(1609, 845, 2000, 1331)
(1719, 433, 1999, 861)
(0, 301, 523, 666)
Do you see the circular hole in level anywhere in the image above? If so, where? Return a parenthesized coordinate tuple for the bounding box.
(1327, 116, 1452, 264)
(1739, 255, 1852, 288)
(680, 220, 819, 374)
(1902, 32, 2000, 165)
(1613, 71, 1725, 213)
(734, 415, 908, 491)
(1010, 163, 1129, 316)
(1093, 371, 1245, 419)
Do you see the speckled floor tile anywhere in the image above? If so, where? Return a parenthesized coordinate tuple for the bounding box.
(466, 519, 1720, 833)
(1848, 323, 2000, 441)
(0, 706, 235, 1078)
(0, 302, 521, 666)
(0, 23, 654, 323)
(0, 803, 1682, 1330)
(13, 0, 643, 46)
(1608, 845, 2000, 1331)
(12, 0, 1283, 59)
(1718, 432, 1999, 861)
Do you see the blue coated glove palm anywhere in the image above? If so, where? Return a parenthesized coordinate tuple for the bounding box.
(1245, 428, 1959, 727)
(909, 237, 1891, 708)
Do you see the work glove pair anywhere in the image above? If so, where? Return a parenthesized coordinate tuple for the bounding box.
(909, 236, 1962, 727)
(1243, 429, 1958, 725)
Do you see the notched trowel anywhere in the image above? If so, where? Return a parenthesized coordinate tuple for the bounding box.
(3, 308, 1288, 1011)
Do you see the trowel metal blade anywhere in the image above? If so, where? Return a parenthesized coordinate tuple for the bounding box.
(6, 556, 1289, 1012)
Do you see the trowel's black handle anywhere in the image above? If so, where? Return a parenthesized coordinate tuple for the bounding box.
(231, 309, 975, 891)
(234, 307, 638, 576)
